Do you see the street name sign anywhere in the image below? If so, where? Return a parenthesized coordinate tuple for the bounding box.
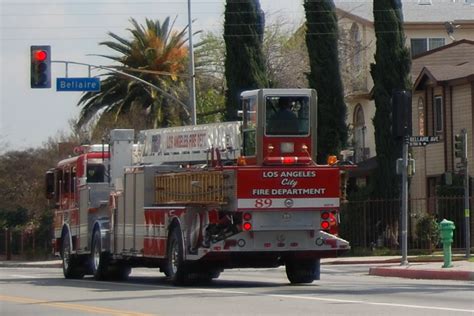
(408, 136, 439, 147)
(56, 77, 101, 92)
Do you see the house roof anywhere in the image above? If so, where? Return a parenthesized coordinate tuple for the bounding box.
(414, 62, 474, 89)
(412, 39, 474, 59)
(335, 0, 474, 24)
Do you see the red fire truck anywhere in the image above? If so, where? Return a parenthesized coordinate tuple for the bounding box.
(47, 88, 350, 284)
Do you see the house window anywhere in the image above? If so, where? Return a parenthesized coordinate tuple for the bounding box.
(353, 104, 367, 162)
(410, 38, 445, 56)
(418, 97, 425, 136)
(434, 96, 443, 134)
(350, 23, 362, 70)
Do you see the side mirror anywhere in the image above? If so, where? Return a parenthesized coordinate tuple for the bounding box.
(45, 170, 55, 199)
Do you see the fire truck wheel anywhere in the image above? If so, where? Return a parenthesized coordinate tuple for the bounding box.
(285, 259, 318, 284)
(91, 229, 109, 280)
(165, 227, 189, 285)
(61, 231, 84, 279)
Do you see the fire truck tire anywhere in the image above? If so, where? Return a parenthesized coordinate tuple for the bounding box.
(165, 227, 190, 285)
(91, 229, 109, 280)
(61, 231, 84, 279)
(285, 259, 318, 284)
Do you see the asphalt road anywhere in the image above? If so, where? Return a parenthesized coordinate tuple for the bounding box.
(0, 264, 473, 316)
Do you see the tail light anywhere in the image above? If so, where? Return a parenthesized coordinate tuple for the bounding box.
(242, 212, 252, 231)
(320, 210, 339, 236)
(243, 212, 252, 221)
(321, 220, 330, 230)
(243, 222, 252, 231)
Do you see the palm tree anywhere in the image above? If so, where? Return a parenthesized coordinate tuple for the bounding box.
(77, 17, 190, 131)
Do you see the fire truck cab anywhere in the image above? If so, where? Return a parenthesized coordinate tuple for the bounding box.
(48, 89, 350, 284)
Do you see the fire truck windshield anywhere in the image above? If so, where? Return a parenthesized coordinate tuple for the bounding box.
(87, 164, 106, 183)
(266, 96, 309, 135)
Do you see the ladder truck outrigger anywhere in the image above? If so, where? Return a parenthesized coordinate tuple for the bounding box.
(47, 89, 350, 284)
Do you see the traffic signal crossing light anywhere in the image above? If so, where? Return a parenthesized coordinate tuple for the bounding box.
(454, 132, 467, 160)
(30, 45, 51, 88)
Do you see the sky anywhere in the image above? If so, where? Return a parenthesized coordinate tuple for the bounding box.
(0, 0, 305, 151)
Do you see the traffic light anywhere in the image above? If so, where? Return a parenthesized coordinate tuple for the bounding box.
(30, 45, 51, 88)
(454, 132, 467, 160)
(392, 90, 412, 138)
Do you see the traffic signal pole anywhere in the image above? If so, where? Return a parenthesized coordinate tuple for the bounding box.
(464, 157, 470, 259)
(392, 90, 412, 266)
(401, 136, 409, 266)
(51, 60, 189, 109)
(456, 129, 471, 259)
(460, 129, 470, 259)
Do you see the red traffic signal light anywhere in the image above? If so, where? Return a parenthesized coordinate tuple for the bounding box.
(33, 50, 48, 62)
(30, 45, 51, 88)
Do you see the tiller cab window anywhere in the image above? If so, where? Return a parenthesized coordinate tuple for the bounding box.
(265, 96, 310, 136)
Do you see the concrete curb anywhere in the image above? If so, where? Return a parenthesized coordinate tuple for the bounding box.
(369, 266, 474, 281)
(0, 261, 62, 268)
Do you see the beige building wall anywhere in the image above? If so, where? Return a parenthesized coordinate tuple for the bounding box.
(410, 61, 474, 202)
(337, 16, 376, 161)
(411, 90, 427, 199)
(411, 42, 474, 77)
(425, 143, 445, 176)
(405, 27, 474, 48)
(336, 4, 473, 169)
(452, 84, 473, 174)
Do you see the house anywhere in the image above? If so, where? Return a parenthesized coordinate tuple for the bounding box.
(335, 0, 474, 169)
(409, 40, 474, 204)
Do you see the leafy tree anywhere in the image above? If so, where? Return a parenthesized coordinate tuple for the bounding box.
(304, 0, 347, 163)
(194, 32, 226, 124)
(370, 0, 411, 198)
(0, 207, 28, 230)
(224, 0, 268, 121)
(262, 15, 308, 88)
(77, 17, 190, 132)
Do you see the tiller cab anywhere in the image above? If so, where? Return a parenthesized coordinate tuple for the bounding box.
(46, 89, 350, 284)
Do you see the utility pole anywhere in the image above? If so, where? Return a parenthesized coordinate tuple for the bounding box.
(464, 156, 470, 259)
(462, 130, 470, 258)
(187, 0, 197, 125)
(401, 136, 409, 265)
(392, 90, 412, 266)
(455, 129, 470, 258)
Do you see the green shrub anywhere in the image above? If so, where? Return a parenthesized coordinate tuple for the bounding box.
(416, 215, 440, 252)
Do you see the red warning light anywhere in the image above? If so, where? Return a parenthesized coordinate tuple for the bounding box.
(34, 50, 47, 62)
(321, 221, 330, 230)
(243, 222, 252, 231)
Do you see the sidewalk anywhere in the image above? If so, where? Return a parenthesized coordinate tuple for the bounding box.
(1, 256, 473, 281)
(322, 255, 474, 281)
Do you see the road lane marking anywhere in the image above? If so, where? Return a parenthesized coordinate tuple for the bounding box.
(0, 295, 155, 316)
(9, 274, 43, 279)
(189, 288, 474, 313)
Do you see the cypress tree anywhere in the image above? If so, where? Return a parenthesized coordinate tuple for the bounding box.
(370, 0, 411, 198)
(304, 0, 347, 163)
(224, 0, 268, 121)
